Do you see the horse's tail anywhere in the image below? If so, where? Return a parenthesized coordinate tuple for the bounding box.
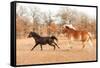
(51, 36, 58, 42)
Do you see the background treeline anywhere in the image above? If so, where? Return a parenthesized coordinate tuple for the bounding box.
(16, 5, 96, 39)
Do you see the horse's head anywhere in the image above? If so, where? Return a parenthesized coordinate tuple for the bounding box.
(27, 32, 33, 38)
(27, 32, 40, 38)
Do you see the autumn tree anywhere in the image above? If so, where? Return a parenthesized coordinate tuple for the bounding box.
(56, 7, 74, 25)
(41, 11, 54, 35)
(29, 7, 41, 33)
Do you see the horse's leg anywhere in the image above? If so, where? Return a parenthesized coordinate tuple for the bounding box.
(49, 44, 56, 50)
(69, 40, 72, 48)
(31, 43, 38, 51)
(67, 34, 72, 49)
(82, 36, 90, 49)
(53, 42, 60, 49)
(82, 33, 91, 49)
(67, 37, 72, 49)
(53, 45, 56, 50)
(40, 45, 43, 51)
(82, 41, 86, 49)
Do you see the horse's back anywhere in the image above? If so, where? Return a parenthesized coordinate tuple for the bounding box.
(69, 30, 89, 41)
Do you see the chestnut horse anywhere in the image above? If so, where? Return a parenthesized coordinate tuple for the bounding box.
(62, 25, 93, 49)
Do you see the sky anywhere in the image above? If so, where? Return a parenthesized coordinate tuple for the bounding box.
(16, 3, 96, 22)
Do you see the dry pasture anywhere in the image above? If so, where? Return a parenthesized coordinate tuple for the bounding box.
(16, 36, 96, 65)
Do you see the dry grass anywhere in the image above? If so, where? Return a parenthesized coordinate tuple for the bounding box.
(16, 36, 96, 65)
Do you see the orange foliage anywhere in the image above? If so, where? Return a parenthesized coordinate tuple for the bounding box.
(47, 22, 58, 32)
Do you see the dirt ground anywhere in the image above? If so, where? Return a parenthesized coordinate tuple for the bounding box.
(16, 36, 96, 65)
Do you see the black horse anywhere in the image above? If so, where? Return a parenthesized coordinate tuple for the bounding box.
(28, 32, 60, 51)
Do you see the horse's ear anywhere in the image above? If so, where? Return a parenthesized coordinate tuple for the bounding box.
(30, 31, 33, 33)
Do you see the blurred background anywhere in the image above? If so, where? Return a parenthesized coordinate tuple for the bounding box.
(16, 3, 96, 39)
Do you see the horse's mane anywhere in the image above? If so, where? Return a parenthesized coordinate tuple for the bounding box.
(65, 26, 76, 31)
(64, 24, 76, 30)
(31, 32, 41, 38)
